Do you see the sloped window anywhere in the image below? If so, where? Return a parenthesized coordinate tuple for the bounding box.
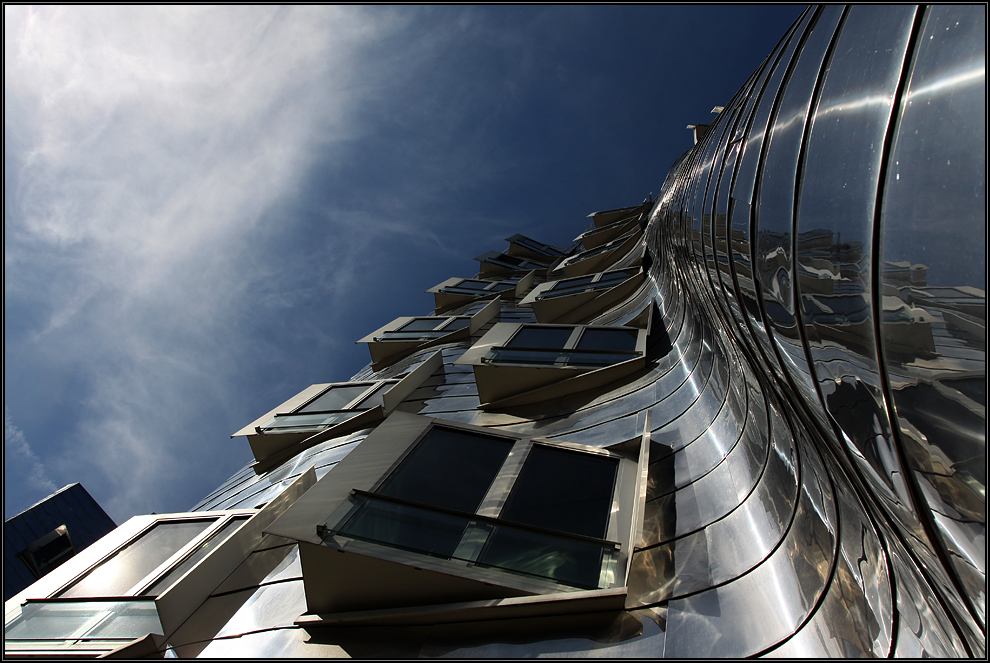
(538, 269, 639, 300)
(484, 325, 640, 369)
(258, 382, 397, 435)
(439, 279, 516, 296)
(322, 424, 625, 591)
(375, 317, 470, 342)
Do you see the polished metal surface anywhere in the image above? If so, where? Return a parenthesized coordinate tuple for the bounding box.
(8, 4, 982, 658)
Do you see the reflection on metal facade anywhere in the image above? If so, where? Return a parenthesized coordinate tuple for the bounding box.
(4, 5, 985, 658)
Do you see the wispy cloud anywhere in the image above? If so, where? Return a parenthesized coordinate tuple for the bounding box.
(4, 408, 58, 501)
(4, 6, 411, 519)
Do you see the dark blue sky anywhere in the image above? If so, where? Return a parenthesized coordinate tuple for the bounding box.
(5, 5, 805, 523)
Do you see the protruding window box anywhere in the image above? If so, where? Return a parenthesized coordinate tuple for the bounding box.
(454, 317, 649, 409)
(575, 213, 642, 250)
(519, 268, 645, 324)
(428, 272, 534, 314)
(358, 298, 500, 371)
(587, 201, 651, 229)
(3, 471, 314, 659)
(504, 234, 568, 261)
(474, 250, 551, 278)
(232, 352, 443, 474)
(263, 412, 649, 627)
(552, 227, 644, 278)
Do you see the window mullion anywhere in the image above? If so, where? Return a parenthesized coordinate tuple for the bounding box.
(475, 439, 533, 519)
(564, 327, 584, 350)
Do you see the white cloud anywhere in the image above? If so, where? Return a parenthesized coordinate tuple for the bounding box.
(4, 6, 413, 519)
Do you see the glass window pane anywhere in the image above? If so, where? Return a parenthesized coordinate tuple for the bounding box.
(4, 600, 162, 641)
(498, 446, 618, 539)
(58, 520, 216, 598)
(506, 327, 573, 349)
(489, 282, 515, 292)
(378, 427, 514, 513)
(298, 385, 370, 413)
(337, 499, 470, 559)
(398, 318, 445, 332)
(550, 276, 596, 291)
(479, 525, 611, 589)
(439, 317, 470, 331)
(456, 280, 492, 290)
(353, 382, 393, 410)
(140, 516, 250, 596)
(575, 328, 638, 353)
(262, 411, 360, 432)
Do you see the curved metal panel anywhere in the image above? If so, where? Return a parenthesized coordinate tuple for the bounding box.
(877, 4, 987, 633)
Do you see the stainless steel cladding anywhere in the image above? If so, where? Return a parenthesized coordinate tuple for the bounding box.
(651, 4, 985, 656)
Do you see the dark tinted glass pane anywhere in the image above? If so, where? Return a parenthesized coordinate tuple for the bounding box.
(498, 445, 618, 539)
(337, 500, 470, 559)
(457, 280, 492, 290)
(298, 385, 370, 413)
(489, 282, 515, 292)
(399, 318, 444, 332)
(440, 317, 470, 331)
(575, 328, 638, 353)
(479, 526, 609, 589)
(506, 327, 573, 349)
(378, 427, 514, 512)
(551, 276, 596, 290)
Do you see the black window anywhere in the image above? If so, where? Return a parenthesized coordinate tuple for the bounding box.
(326, 427, 624, 590)
(484, 325, 641, 369)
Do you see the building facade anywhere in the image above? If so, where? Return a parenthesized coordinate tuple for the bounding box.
(4, 484, 116, 602)
(4, 5, 985, 658)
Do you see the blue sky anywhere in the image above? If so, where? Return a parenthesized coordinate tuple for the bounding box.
(4, 5, 805, 524)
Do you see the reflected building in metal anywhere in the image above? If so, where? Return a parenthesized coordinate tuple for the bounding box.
(4, 4, 985, 658)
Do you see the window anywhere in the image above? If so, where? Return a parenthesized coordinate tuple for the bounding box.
(4, 472, 315, 658)
(484, 325, 640, 369)
(325, 428, 622, 590)
(455, 319, 649, 407)
(359, 299, 500, 370)
(233, 352, 443, 473)
(256, 381, 397, 435)
(555, 234, 634, 271)
(438, 279, 516, 297)
(505, 234, 567, 259)
(475, 250, 549, 276)
(55, 515, 250, 599)
(374, 317, 470, 342)
(537, 269, 640, 301)
(265, 413, 646, 618)
(17, 526, 77, 580)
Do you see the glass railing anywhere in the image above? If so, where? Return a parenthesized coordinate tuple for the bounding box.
(260, 410, 362, 433)
(537, 274, 635, 300)
(374, 329, 459, 342)
(481, 346, 639, 368)
(4, 598, 163, 644)
(323, 492, 618, 590)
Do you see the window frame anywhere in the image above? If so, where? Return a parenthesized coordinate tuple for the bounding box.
(232, 352, 444, 473)
(428, 273, 535, 313)
(454, 318, 650, 408)
(4, 471, 315, 657)
(264, 412, 649, 619)
(358, 298, 501, 371)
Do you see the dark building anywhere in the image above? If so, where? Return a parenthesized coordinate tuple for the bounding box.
(4, 4, 985, 658)
(4, 484, 116, 602)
